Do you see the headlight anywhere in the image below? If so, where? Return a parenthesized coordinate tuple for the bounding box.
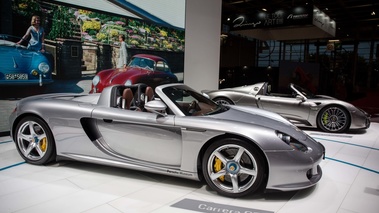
(124, 80, 132, 86)
(277, 131, 308, 152)
(38, 62, 50, 73)
(92, 75, 100, 86)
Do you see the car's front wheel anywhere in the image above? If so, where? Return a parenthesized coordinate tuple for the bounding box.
(15, 116, 56, 165)
(202, 138, 265, 197)
(213, 97, 233, 105)
(317, 105, 350, 133)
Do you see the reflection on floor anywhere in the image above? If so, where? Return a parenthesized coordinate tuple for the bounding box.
(0, 124, 378, 213)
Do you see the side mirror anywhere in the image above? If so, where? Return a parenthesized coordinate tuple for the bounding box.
(145, 100, 167, 116)
(202, 92, 210, 99)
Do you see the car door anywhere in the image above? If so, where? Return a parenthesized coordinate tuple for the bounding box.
(91, 107, 182, 166)
(256, 94, 311, 122)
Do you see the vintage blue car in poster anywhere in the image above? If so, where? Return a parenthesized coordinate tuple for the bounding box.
(0, 34, 53, 86)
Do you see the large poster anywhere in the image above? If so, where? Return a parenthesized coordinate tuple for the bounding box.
(0, 0, 186, 132)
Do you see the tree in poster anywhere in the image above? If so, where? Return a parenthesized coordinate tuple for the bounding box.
(47, 5, 75, 40)
(12, 0, 41, 17)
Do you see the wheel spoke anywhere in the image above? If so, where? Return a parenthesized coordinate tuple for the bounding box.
(233, 147, 245, 162)
(24, 142, 35, 156)
(210, 169, 227, 180)
(230, 174, 239, 193)
(19, 132, 30, 141)
(240, 167, 257, 177)
(36, 133, 46, 141)
(214, 150, 227, 164)
(35, 145, 45, 157)
(28, 121, 36, 135)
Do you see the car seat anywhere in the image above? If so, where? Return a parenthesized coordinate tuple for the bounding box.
(145, 86, 154, 103)
(122, 88, 133, 109)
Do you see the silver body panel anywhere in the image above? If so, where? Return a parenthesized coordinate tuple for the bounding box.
(204, 82, 370, 130)
(10, 83, 325, 192)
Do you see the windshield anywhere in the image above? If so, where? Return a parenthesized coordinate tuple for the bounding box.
(292, 84, 316, 99)
(162, 85, 227, 116)
(128, 57, 155, 71)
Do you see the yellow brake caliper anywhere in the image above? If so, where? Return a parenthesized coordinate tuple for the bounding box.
(39, 137, 47, 152)
(214, 157, 225, 181)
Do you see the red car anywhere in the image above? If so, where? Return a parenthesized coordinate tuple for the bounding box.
(90, 54, 178, 93)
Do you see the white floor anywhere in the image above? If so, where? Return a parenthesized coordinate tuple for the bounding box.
(1, 124, 379, 213)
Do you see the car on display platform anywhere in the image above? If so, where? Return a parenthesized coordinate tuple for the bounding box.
(9, 83, 325, 198)
(90, 54, 178, 93)
(203, 82, 371, 133)
(0, 34, 53, 86)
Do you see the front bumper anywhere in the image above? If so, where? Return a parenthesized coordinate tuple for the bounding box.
(0, 79, 53, 86)
(350, 109, 371, 130)
(265, 141, 325, 191)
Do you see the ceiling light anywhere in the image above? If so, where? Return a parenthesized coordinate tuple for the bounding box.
(371, 11, 376, 16)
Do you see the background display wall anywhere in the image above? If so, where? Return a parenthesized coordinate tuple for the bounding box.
(0, 0, 222, 133)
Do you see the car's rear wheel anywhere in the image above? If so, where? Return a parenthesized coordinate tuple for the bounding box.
(202, 138, 265, 197)
(213, 97, 233, 105)
(15, 116, 56, 165)
(317, 105, 350, 133)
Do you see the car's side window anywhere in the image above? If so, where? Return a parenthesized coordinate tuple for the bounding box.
(156, 61, 170, 73)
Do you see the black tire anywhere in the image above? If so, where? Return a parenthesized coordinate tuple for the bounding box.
(317, 105, 350, 133)
(202, 138, 265, 197)
(14, 116, 56, 165)
(213, 97, 234, 105)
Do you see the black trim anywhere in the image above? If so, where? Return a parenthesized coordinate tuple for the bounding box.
(0, 131, 10, 137)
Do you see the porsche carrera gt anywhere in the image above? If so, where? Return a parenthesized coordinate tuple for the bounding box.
(9, 83, 325, 197)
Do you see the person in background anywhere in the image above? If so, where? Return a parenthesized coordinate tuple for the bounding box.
(17, 15, 45, 52)
(117, 34, 128, 68)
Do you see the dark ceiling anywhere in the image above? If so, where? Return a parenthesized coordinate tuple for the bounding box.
(222, 0, 379, 40)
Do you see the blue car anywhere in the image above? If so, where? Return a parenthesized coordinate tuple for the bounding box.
(0, 34, 53, 86)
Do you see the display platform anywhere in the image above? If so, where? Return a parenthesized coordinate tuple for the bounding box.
(0, 124, 378, 213)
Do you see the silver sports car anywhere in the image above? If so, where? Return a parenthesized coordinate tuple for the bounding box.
(9, 83, 325, 197)
(203, 82, 371, 133)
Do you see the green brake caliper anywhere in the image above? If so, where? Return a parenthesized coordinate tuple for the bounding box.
(322, 112, 329, 125)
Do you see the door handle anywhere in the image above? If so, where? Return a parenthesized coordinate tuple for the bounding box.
(103, 119, 113, 123)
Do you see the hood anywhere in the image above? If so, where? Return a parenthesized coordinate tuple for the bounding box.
(222, 85, 255, 92)
(211, 105, 308, 140)
(314, 95, 336, 99)
(108, 67, 148, 85)
(18, 93, 85, 103)
(0, 46, 35, 72)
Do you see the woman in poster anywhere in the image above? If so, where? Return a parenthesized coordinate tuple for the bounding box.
(17, 15, 45, 52)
